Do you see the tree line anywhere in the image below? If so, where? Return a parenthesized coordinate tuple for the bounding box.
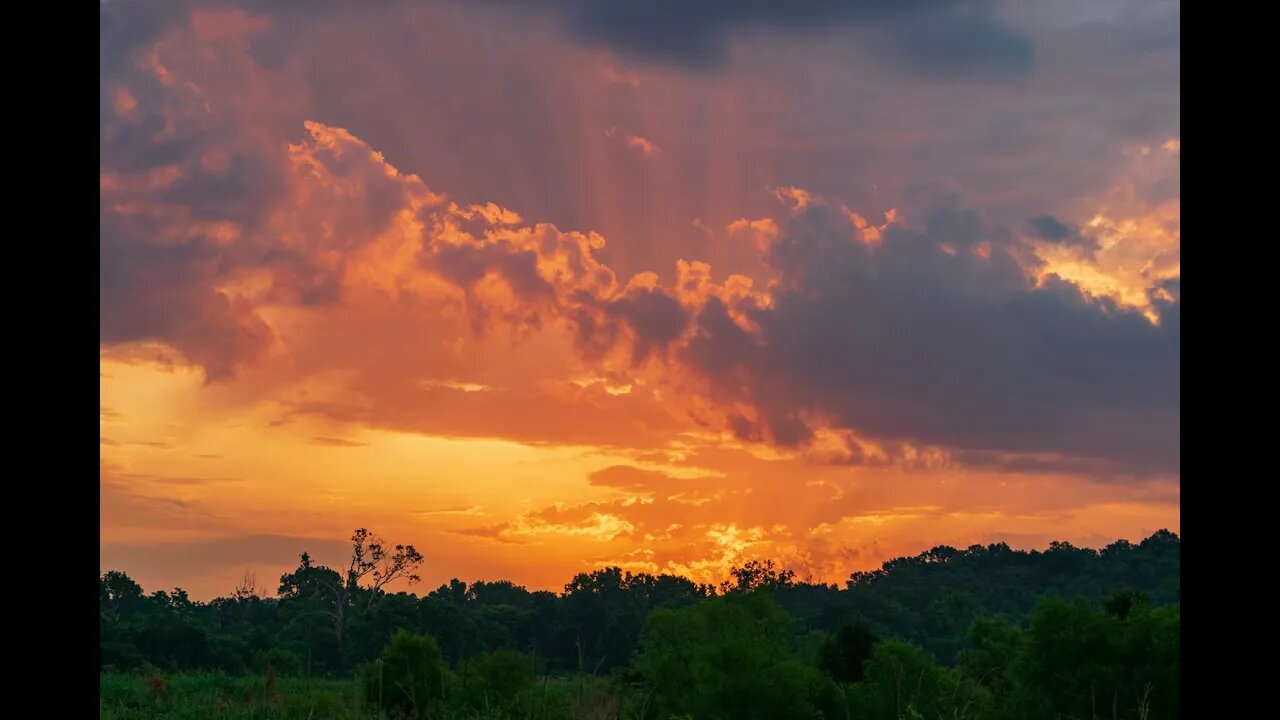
(100, 529, 1180, 718)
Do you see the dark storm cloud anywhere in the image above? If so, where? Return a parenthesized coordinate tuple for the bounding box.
(98, 0, 1174, 471)
(604, 286, 691, 364)
(1029, 214, 1101, 256)
(680, 198, 1178, 475)
(100, 6, 288, 379)
(99, 210, 274, 380)
(761, 410, 815, 447)
(568, 283, 692, 365)
(727, 413, 761, 442)
(433, 245, 556, 302)
(98, 144, 284, 378)
(100, 0, 185, 73)
(1029, 215, 1071, 241)
(105, 0, 1032, 75)
(875, 6, 1034, 78)
(476, 0, 1033, 75)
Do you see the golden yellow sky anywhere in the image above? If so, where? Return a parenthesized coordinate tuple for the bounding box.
(101, 346, 1178, 599)
(100, 3, 1179, 600)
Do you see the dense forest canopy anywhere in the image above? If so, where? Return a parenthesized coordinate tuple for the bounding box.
(101, 530, 1180, 718)
(101, 529, 1179, 678)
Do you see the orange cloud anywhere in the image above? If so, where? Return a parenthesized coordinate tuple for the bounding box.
(100, 6, 1179, 599)
(606, 126, 660, 157)
(1030, 142, 1180, 319)
(114, 88, 138, 118)
(841, 205, 897, 245)
(102, 117, 1178, 589)
(773, 186, 813, 211)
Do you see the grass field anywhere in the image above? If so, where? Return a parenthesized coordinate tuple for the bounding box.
(100, 671, 633, 720)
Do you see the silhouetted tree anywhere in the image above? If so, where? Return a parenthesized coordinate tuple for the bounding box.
(100, 570, 144, 622)
(277, 529, 424, 659)
(722, 559, 796, 594)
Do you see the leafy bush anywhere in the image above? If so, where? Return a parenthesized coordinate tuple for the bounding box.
(460, 649, 538, 714)
(254, 647, 304, 677)
(637, 591, 826, 720)
(360, 631, 449, 718)
(1009, 594, 1179, 720)
(847, 639, 994, 720)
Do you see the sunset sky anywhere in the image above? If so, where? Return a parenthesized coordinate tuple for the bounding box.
(100, 0, 1179, 600)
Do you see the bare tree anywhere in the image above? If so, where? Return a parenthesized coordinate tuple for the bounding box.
(233, 569, 258, 601)
(308, 528, 425, 650)
(349, 528, 426, 608)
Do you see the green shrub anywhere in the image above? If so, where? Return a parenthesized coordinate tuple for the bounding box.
(254, 647, 305, 677)
(283, 688, 349, 719)
(461, 649, 538, 713)
(844, 639, 990, 720)
(637, 591, 825, 720)
(360, 630, 449, 719)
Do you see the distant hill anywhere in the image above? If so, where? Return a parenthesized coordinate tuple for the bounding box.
(773, 530, 1180, 662)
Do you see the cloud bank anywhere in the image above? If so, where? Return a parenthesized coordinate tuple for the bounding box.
(99, 0, 1178, 596)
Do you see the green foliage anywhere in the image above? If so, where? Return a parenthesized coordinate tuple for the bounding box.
(637, 591, 826, 720)
(819, 618, 879, 684)
(827, 531, 1180, 663)
(284, 689, 350, 719)
(99, 530, 1180, 720)
(459, 649, 538, 714)
(255, 647, 304, 677)
(557, 567, 711, 673)
(100, 587, 1180, 719)
(359, 631, 449, 719)
(844, 639, 990, 720)
(1008, 594, 1179, 720)
(101, 571, 145, 622)
(99, 672, 364, 719)
(1104, 588, 1151, 620)
(955, 616, 1022, 698)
